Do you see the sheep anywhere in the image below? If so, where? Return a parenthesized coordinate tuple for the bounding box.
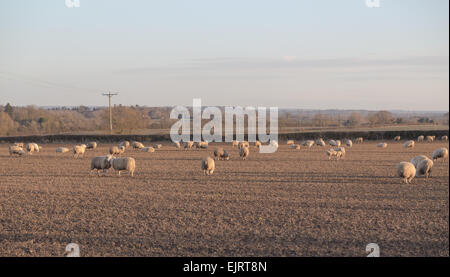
(255, 140, 262, 148)
(31, 143, 40, 152)
(13, 142, 24, 148)
(425, 136, 435, 143)
(335, 147, 346, 158)
(441, 135, 448, 141)
(90, 155, 113, 176)
(326, 149, 342, 160)
(328, 140, 339, 147)
(184, 141, 194, 149)
(315, 138, 326, 147)
(335, 140, 341, 147)
(201, 156, 215, 175)
(239, 146, 249, 160)
(221, 150, 230, 161)
(416, 158, 433, 178)
(303, 140, 315, 148)
(394, 136, 401, 141)
(377, 142, 388, 148)
(109, 145, 125, 155)
(195, 141, 208, 149)
(132, 141, 144, 149)
(154, 144, 162, 149)
(142, 147, 155, 153)
(73, 144, 86, 158)
(270, 140, 278, 148)
(345, 139, 353, 147)
(417, 135, 424, 142)
(397, 162, 416, 184)
(286, 140, 295, 145)
(238, 141, 249, 149)
(355, 137, 364, 144)
(290, 144, 301, 150)
(25, 143, 36, 154)
(213, 147, 225, 160)
(174, 142, 181, 149)
(432, 148, 448, 162)
(410, 155, 429, 168)
(232, 140, 239, 147)
(403, 140, 415, 148)
(119, 141, 130, 148)
(110, 157, 136, 177)
(56, 147, 69, 153)
(9, 145, 25, 157)
(86, 141, 97, 150)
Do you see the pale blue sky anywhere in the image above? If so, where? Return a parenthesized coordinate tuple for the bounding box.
(0, 0, 448, 110)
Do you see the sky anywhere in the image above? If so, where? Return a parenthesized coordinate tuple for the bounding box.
(0, 0, 448, 111)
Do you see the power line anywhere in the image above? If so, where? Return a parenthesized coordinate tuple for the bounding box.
(102, 92, 119, 134)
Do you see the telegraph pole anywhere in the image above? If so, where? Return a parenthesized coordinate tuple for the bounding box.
(102, 92, 118, 134)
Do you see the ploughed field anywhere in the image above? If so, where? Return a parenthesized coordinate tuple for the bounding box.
(0, 141, 448, 257)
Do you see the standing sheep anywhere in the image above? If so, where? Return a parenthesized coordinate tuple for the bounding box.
(303, 140, 315, 148)
(238, 141, 249, 149)
(345, 139, 353, 147)
(221, 150, 230, 161)
(132, 141, 144, 149)
(255, 140, 262, 148)
(73, 145, 86, 158)
(432, 148, 448, 162)
(201, 157, 215, 175)
(335, 147, 346, 158)
(90, 155, 113, 176)
(119, 141, 130, 148)
(9, 145, 25, 157)
(142, 147, 155, 153)
(377, 142, 388, 148)
(232, 140, 239, 147)
(56, 147, 69, 153)
(441, 135, 448, 141)
(355, 137, 364, 144)
(213, 147, 225, 160)
(410, 155, 429, 168)
(110, 157, 136, 177)
(184, 141, 194, 149)
(174, 142, 181, 149)
(239, 146, 249, 160)
(403, 140, 415, 148)
(397, 162, 416, 184)
(425, 136, 435, 143)
(394, 136, 401, 141)
(315, 138, 326, 147)
(417, 135, 424, 142)
(86, 141, 97, 150)
(287, 140, 295, 145)
(416, 158, 433, 178)
(109, 146, 125, 155)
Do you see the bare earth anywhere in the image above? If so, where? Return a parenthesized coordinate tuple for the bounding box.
(0, 141, 448, 257)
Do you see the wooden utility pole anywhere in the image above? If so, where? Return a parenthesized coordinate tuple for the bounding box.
(102, 92, 118, 134)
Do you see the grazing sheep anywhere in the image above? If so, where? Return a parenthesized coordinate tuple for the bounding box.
(335, 147, 346, 158)
(13, 142, 24, 148)
(142, 147, 155, 153)
(25, 143, 36, 154)
(110, 157, 136, 177)
(201, 156, 215, 175)
(394, 136, 401, 141)
(119, 141, 130, 148)
(238, 141, 249, 149)
(335, 140, 341, 147)
(290, 144, 301, 150)
(417, 135, 424, 142)
(154, 144, 162, 149)
(345, 139, 353, 147)
(132, 141, 144, 149)
(9, 145, 25, 157)
(239, 146, 249, 160)
(255, 140, 262, 148)
(303, 140, 315, 148)
(328, 140, 339, 147)
(355, 137, 364, 144)
(86, 141, 97, 150)
(184, 141, 194, 149)
(377, 142, 388, 148)
(315, 138, 326, 147)
(270, 140, 279, 148)
(287, 140, 295, 145)
(416, 158, 433, 178)
(426, 136, 435, 143)
(56, 147, 69, 153)
(90, 155, 113, 176)
(410, 155, 429, 168)
(196, 141, 209, 149)
(213, 147, 225, 160)
(221, 150, 230, 161)
(174, 142, 181, 149)
(441, 135, 448, 141)
(403, 140, 415, 148)
(326, 149, 342, 160)
(397, 162, 416, 184)
(109, 146, 125, 155)
(432, 148, 448, 162)
(73, 145, 86, 158)
(232, 140, 239, 147)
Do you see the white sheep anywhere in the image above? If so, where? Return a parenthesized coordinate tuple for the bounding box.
(432, 148, 448, 162)
(56, 147, 69, 153)
(315, 138, 326, 147)
(110, 157, 136, 177)
(417, 135, 424, 142)
(73, 144, 86, 158)
(232, 140, 238, 147)
(25, 143, 36, 154)
(174, 142, 181, 149)
(441, 135, 448, 141)
(303, 140, 315, 148)
(142, 147, 155, 153)
(238, 141, 249, 149)
(397, 162, 416, 184)
(345, 139, 353, 147)
(201, 156, 215, 175)
(410, 155, 429, 168)
(255, 140, 262, 148)
(290, 144, 301, 150)
(377, 142, 388, 148)
(213, 147, 225, 160)
(154, 144, 162, 149)
(119, 141, 130, 148)
(416, 158, 433, 178)
(109, 145, 125, 155)
(402, 140, 415, 148)
(239, 146, 249, 160)
(90, 155, 113, 176)
(335, 147, 346, 158)
(184, 141, 194, 149)
(286, 140, 295, 145)
(425, 136, 435, 143)
(394, 136, 401, 141)
(355, 137, 364, 144)
(221, 150, 230, 161)
(9, 145, 25, 157)
(132, 141, 144, 149)
(326, 149, 342, 160)
(86, 141, 97, 150)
